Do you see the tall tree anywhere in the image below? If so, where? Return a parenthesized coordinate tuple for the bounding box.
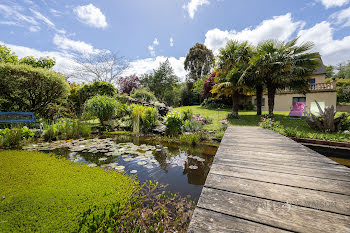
(211, 40, 252, 118)
(0, 44, 18, 63)
(71, 51, 129, 84)
(118, 74, 140, 94)
(19, 56, 56, 69)
(1, 44, 55, 69)
(335, 61, 350, 79)
(184, 43, 214, 82)
(248, 38, 319, 116)
(325, 65, 335, 79)
(140, 59, 178, 104)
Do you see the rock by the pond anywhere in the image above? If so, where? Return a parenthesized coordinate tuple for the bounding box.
(152, 124, 166, 135)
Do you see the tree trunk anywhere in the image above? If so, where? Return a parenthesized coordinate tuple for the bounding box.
(267, 86, 276, 117)
(256, 85, 263, 116)
(232, 90, 240, 118)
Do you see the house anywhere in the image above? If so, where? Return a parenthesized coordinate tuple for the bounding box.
(250, 57, 337, 112)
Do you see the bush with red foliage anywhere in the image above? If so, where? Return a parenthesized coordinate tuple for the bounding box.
(118, 74, 140, 94)
(202, 71, 216, 99)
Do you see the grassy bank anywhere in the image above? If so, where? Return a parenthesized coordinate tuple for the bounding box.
(0, 150, 139, 232)
(175, 106, 350, 142)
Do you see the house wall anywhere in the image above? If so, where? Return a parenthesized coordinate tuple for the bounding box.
(312, 74, 326, 83)
(252, 91, 337, 112)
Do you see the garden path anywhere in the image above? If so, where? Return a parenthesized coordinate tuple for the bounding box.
(188, 126, 350, 232)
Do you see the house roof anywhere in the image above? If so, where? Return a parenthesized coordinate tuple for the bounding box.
(313, 56, 326, 75)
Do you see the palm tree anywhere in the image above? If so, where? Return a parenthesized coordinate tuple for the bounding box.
(244, 38, 319, 116)
(211, 40, 252, 118)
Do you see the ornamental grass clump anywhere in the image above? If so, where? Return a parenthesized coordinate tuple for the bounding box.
(131, 105, 158, 134)
(165, 112, 183, 136)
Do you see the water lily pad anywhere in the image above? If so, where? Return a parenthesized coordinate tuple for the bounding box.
(137, 161, 147, 165)
(98, 157, 107, 161)
(87, 163, 97, 167)
(189, 165, 198, 169)
(115, 166, 125, 171)
(144, 165, 153, 169)
(130, 170, 137, 174)
(156, 149, 162, 152)
(150, 159, 158, 163)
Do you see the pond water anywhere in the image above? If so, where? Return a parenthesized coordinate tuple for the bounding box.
(24, 136, 217, 201)
(304, 144, 350, 168)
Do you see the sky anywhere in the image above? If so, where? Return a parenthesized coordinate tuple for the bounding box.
(1, 0, 350, 81)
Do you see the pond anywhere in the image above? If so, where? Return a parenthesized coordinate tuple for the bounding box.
(304, 144, 350, 168)
(24, 136, 217, 201)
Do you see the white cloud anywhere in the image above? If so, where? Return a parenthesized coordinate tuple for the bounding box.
(204, 13, 304, 53)
(318, 0, 350, 8)
(30, 8, 55, 28)
(29, 25, 40, 32)
(298, 21, 350, 65)
(148, 38, 160, 56)
(331, 7, 350, 27)
(170, 37, 174, 47)
(183, 0, 210, 19)
(73, 4, 107, 28)
(53, 34, 100, 55)
(148, 45, 155, 57)
(0, 4, 37, 25)
(123, 56, 187, 81)
(153, 38, 159, 46)
(0, 41, 76, 76)
(50, 8, 62, 17)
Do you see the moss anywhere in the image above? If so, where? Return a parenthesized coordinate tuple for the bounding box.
(0, 150, 139, 232)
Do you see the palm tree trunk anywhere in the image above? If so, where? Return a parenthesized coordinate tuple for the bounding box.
(267, 86, 276, 117)
(232, 90, 240, 118)
(256, 85, 263, 116)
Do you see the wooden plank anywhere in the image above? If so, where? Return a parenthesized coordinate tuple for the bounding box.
(197, 187, 350, 233)
(189, 126, 350, 232)
(187, 208, 289, 233)
(205, 173, 350, 215)
(213, 157, 350, 181)
(210, 163, 350, 195)
(215, 151, 343, 168)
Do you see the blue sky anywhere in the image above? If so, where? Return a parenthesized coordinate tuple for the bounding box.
(1, 0, 350, 80)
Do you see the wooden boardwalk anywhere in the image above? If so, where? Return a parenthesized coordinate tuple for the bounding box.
(188, 126, 350, 233)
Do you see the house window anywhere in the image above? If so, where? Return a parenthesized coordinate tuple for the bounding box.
(309, 78, 316, 90)
(254, 98, 265, 107)
(293, 97, 306, 103)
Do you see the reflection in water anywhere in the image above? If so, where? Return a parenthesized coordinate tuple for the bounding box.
(304, 144, 350, 168)
(43, 135, 217, 201)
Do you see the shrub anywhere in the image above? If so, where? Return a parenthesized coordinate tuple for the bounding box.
(131, 88, 157, 102)
(0, 63, 70, 118)
(183, 120, 204, 132)
(201, 97, 230, 109)
(165, 112, 183, 136)
(341, 115, 350, 131)
(0, 127, 34, 149)
(84, 95, 119, 126)
(181, 109, 193, 121)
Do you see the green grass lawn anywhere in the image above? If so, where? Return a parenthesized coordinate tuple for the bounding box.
(0, 150, 139, 232)
(175, 106, 350, 142)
